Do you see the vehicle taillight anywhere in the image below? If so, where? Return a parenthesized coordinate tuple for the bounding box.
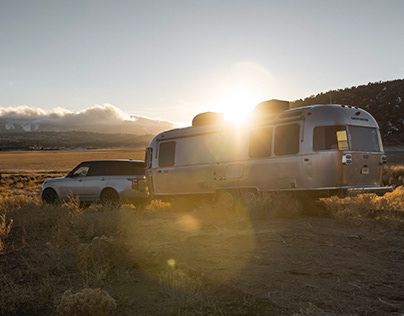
(128, 178, 138, 189)
(380, 155, 387, 165)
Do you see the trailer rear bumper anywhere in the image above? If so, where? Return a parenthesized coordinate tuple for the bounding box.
(346, 186, 393, 196)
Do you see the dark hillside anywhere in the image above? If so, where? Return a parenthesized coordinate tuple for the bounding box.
(293, 79, 404, 145)
(0, 131, 153, 149)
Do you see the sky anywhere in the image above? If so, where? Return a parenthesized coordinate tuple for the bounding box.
(1, 0, 403, 125)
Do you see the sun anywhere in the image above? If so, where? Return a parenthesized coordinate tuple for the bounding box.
(211, 88, 261, 123)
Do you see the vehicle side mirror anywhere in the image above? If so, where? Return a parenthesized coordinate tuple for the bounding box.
(67, 171, 73, 178)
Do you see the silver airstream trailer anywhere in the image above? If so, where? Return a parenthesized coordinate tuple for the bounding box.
(144, 100, 392, 203)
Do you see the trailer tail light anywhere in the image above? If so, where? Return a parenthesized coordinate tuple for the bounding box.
(342, 154, 352, 165)
(380, 155, 387, 165)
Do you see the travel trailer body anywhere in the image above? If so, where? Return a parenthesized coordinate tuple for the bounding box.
(145, 101, 391, 201)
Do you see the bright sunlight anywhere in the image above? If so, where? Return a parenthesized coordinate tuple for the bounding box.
(213, 88, 260, 122)
(207, 62, 275, 123)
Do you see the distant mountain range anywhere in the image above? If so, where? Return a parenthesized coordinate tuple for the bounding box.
(0, 131, 153, 149)
(0, 115, 175, 135)
(293, 79, 404, 145)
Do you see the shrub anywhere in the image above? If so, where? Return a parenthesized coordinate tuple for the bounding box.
(0, 214, 13, 253)
(77, 235, 131, 285)
(57, 288, 116, 316)
(158, 268, 203, 307)
(383, 165, 404, 187)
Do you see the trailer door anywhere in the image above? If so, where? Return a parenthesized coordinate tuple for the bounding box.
(272, 123, 302, 190)
(153, 141, 177, 194)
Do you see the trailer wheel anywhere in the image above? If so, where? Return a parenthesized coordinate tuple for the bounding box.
(215, 191, 235, 210)
(243, 191, 258, 208)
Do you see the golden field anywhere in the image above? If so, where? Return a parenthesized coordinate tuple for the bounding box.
(0, 148, 145, 172)
(1, 148, 404, 315)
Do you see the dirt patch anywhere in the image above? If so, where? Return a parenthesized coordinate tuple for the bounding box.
(1, 184, 404, 315)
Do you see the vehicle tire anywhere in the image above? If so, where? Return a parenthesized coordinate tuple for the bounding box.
(101, 189, 120, 207)
(42, 188, 59, 204)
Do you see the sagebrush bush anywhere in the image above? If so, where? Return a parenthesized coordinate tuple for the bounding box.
(383, 165, 404, 187)
(77, 235, 131, 285)
(158, 268, 203, 307)
(57, 288, 116, 316)
(324, 186, 404, 227)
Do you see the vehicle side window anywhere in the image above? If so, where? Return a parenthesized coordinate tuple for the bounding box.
(72, 163, 91, 177)
(249, 127, 272, 158)
(87, 162, 106, 176)
(159, 142, 176, 167)
(274, 124, 300, 156)
(116, 162, 145, 175)
(313, 126, 348, 150)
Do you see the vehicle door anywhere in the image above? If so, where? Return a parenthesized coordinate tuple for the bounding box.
(60, 162, 91, 199)
(84, 162, 111, 200)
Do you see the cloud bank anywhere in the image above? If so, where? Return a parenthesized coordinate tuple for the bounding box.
(0, 104, 176, 135)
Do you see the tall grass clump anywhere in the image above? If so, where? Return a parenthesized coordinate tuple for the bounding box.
(77, 235, 132, 286)
(57, 288, 116, 316)
(383, 165, 404, 187)
(0, 214, 13, 253)
(324, 186, 404, 228)
(158, 268, 203, 308)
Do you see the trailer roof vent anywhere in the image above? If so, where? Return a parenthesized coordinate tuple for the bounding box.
(192, 112, 224, 127)
(252, 99, 290, 119)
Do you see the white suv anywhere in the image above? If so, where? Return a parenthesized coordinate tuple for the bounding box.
(41, 160, 148, 206)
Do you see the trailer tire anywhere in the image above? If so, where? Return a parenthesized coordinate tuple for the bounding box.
(243, 191, 258, 209)
(215, 191, 235, 210)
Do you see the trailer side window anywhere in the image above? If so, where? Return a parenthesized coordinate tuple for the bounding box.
(313, 126, 348, 150)
(159, 142, 176, 167)
(274, 124, 300, 156)
(249, 127, 272, 158)
(348, 126, 380, 152)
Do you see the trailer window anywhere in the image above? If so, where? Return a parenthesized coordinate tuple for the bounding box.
(249, 127, 272, 158)
(348, 126, 380, 152)
(159, 142, 176, 167)
(313, 126, 348, 150)
(274, 124, 300, 156)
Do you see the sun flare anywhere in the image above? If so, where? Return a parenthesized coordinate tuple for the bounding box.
(211, 88, 261, 123)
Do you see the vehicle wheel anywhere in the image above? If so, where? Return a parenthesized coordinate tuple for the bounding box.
(42, 188, 59, 204)
(101, 189, 120, 207)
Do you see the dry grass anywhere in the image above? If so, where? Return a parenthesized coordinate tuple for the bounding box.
(323, 186, 404, 228)
(383, 165, 404, 187)
(1, 161, 404, 315)
(0, 148, 145, 172)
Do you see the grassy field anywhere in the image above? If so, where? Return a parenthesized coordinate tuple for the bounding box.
(1, 148, 404, 315)
(0, 148, 145, 172)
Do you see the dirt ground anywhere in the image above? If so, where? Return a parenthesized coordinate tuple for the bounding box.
(115, 208, 404, 316)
